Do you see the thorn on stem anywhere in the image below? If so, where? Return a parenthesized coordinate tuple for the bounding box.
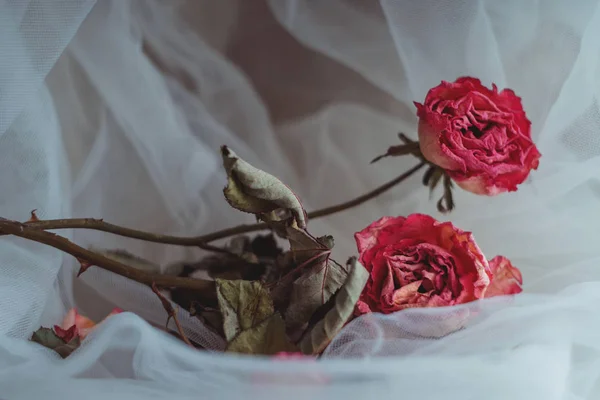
(76, 258, 92, 277)
(28, 210, 40, 222)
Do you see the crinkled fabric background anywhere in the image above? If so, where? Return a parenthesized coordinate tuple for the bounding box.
(1, 1, 600, 399)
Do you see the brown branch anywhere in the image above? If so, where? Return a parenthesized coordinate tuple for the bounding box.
(0, 219, 216, 303)
(20, 218, 229, 254)
(306, 161, 427, 219)
(151, 283, 194, 348)
(19, 161, 426, 245)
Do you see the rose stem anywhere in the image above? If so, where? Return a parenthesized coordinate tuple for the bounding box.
(19, 161, 427, 244)
(0, 219, 217, 302)
(8, 218, 230, 254)
(151, 283, 194, 348)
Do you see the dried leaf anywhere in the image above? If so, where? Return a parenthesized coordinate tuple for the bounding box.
(299, 258, 369, 355)
(270, 228, 337, 311)
(205, 254, 263, 281)
(437, 175, 455, 213)
(422, 165, 436, 186)
(209, 234, 282, 281)
(285, 225, 323, 255)
(284, 258, 347, 333)
(428, 168, 444, 193)
(31, 327, 64, 348)
(31, 327, 81, 359)
(226, 313, 298, 355)
(221, 146, 307, 228)
(196, 309, 225, 337)
(371, 143, 420, 164)
(250, 234, 283, 259)
(171, 236, 271, 283)
(216, 279, 275, 341)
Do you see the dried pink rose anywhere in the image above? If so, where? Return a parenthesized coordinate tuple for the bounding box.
(355, 214, 522, 315)
(59, 308, 123, 339)
(416, 77, 541, 195)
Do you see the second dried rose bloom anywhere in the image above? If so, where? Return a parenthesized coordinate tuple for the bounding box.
(416, 77, 541, 195)
(56, 308, 122, 340)
(354, 214, 522, 315)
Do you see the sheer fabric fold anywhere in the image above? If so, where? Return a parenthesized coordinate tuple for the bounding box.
(1, 1, 600, 398)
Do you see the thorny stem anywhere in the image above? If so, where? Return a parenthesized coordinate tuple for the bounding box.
(0, 219, 217, 302)
(21, 161, 427, 245)
(152, 283, 194, 348)
(19, 218, 230, 254)
(0, 162, 425, 310)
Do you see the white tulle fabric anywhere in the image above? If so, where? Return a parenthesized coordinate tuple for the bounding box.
(1, 0, 600, 398)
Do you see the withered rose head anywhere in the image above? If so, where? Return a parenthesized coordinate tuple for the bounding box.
(59, 308, 123, 339)
(415, 77, 541, 195)
(354, 214, 522, 315)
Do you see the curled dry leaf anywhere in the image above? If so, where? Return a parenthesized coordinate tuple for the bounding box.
(221, 146, 307, 228)
(216, 279, 275, 341)
(192, 306, 224, 337)
(31, 327, 81, 359)
(203, 234, 282, 281)
(284, 257, 347, 334)
(422, 166, 444, 195)
(270, 228, 348, 329)
(299, 258, 369, 355)
(170, 235, 283, 313)
(226, 313, 298, 355)
(203, 253, 262, 282)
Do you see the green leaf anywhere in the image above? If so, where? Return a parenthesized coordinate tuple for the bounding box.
(299, 258, 369, 355)
(216, 279, 275, 341)
(226, 313, 298, 355)
(31, 327, 81, 359)
(221, 146, 307, 228)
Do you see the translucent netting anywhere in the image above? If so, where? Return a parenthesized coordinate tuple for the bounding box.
(1, 0, 600, 399)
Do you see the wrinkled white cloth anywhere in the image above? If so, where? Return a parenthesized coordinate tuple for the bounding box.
(1, 1, 600, 399)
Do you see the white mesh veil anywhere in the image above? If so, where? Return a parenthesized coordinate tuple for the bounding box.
(2, 0, 600, 399)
